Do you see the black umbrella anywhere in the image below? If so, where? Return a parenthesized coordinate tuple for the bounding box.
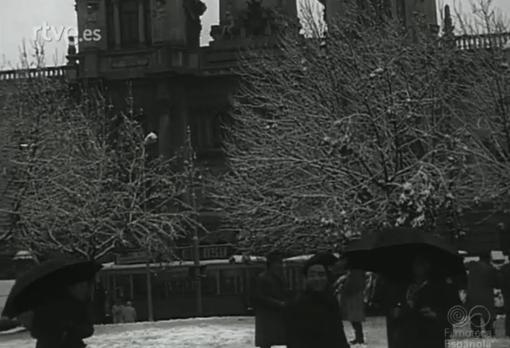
(343, 227, 465, 280)
(2, 258, 102, 318)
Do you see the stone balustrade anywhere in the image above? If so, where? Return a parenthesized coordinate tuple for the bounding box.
(0, 65, 77, 81)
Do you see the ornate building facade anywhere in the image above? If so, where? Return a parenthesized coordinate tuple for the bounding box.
(0, 0, 509, 263)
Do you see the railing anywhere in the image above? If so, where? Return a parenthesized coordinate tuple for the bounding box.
(1, 32, 509, 80)
(455, 32, 510, 50)
(0, 65, 77, 81)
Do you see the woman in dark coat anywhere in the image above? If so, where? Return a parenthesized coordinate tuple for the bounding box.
(254, 252, 288, 348)
(286, 254, 350, 348)
(30, 280, 95, 348)
(392, 253, 461, 348)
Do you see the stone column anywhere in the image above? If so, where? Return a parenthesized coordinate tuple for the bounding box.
(113, 0, 121, 48)
(138, 0, 146, 44)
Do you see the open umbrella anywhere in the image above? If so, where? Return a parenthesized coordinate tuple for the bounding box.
(343, 227, 465, 280)
(2, 258, 102, 318)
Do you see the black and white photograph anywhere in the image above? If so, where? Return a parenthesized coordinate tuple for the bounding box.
(1, 0, 510, 347)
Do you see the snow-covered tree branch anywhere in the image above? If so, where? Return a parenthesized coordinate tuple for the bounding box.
(3, 77, 200, 260)
(214, 2, 510, 254)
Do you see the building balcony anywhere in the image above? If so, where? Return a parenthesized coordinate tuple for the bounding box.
(0, 66, 77, 81)
(455, 32, 510, 51)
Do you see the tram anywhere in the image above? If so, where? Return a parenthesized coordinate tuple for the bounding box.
(97, 255, 308, 321)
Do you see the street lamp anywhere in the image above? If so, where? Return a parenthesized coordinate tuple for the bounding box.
(142, 132, 158, 321)
(185, 126, 203, 316)
(144, 132, 158, 145)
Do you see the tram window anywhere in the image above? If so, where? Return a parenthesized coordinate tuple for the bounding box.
(114, 275, 131, 300)
(152, 275, 168, 300)
(169, 275, 193, 295)
(220, 269, 239, 295)
(133, 274, 147, 299)
(203, 273, 218, 295)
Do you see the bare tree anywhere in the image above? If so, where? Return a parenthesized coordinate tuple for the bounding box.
(2, 76, 199, 260)
(214, 2, 509, 254)
(448, 1, 510, 210)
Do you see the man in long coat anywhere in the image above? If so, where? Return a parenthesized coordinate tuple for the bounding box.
(499, 254, 510, 337)
(466, 253, 498, 337)
(340, 269, 367, 345)
(254, 252, 287, 348)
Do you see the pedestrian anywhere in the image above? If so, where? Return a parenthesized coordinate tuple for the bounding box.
(285, 253, 350, 348)
(121, 301, 137, 323)
(466, 252, 498, 337)
(253, 252, 287, 348)
(392, 253, 461, 348)
(339, 269, 367, 345)
(370, 275, 407, 348)
(499, 251, 510, 337)
(30, 279, 95, 348)
(111, 298, 124, 324)
(92, 281, 106, 324)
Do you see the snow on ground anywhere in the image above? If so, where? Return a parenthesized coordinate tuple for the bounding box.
(0, 316, 509, 348)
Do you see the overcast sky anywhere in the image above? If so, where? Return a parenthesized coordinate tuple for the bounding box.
(1, 0, 510, 69)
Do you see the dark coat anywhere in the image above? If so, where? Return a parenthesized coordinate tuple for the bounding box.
(466, 261, 498, 316)
(500, 263, 510, 311)
(370, 276, 408, 348)
(254, 270, 287, 346)
(340, 269, 366, 322)
(31, 296, 94, 348)
(285, 289, 350, 348)
(393, 280, 460, 348)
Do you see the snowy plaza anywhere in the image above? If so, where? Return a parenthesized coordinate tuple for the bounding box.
(0, 316, 509, 348)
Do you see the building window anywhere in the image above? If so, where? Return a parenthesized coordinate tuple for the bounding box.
(120, 0, 139, 47)
(106, 0, 115, 47)
(191, 113, 225, 153)
(106, 0, 152, 48)
(144, 0, 152, 44)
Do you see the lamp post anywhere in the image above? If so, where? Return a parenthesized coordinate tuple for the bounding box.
(185, 126, 203, 316)
(142, 132, 158, 321)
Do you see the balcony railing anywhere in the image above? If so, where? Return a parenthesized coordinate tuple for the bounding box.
(1, 32, 509, 81)
(455, 32, 510, 50)
(0, 65, 77, 81)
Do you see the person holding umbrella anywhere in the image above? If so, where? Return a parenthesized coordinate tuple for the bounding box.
(391, 253, 460, 348)
(2, 258, 102, 348)
(344, 227, 465, 348)
(31, 279, 95, 348)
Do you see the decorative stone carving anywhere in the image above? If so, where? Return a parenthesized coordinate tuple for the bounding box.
(86, 0, 99, 23)
(211, 0, 292, 43)
(183, 0, 207, 47)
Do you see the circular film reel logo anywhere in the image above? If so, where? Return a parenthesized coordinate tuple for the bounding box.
(447, 305, 491, 328)
(448, 305, 468, 327)
(469, 305, 491, 329)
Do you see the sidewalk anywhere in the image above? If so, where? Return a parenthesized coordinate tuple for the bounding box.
(0, 316, 508, 348)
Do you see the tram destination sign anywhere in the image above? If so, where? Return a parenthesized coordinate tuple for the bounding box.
(115, 244, 235, 265)
(176, 244, 235, 261)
